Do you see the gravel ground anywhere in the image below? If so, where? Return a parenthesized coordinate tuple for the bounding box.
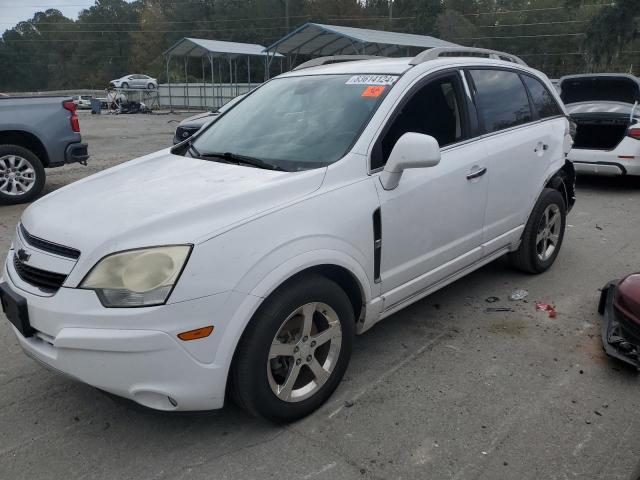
(1, 112, 639, 480)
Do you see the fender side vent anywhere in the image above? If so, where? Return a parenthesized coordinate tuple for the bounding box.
(373, 208, 382, 284)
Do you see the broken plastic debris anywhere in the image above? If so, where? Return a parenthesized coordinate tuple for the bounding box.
(535, 302, 557, 318)
(485, 296, 500, 303)
(509, 289, 529, 301)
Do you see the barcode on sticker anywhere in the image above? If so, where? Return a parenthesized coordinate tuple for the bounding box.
(346, 75, 397, 86)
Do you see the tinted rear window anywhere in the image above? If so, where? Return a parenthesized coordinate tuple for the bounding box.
(470, 69, 532, 134)
(522, 75, 563, 119)
(560, 77, 640, 104)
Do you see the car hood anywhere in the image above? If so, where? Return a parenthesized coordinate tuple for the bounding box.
(22, 149, 325, 259)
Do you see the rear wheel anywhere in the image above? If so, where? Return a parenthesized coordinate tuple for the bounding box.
(510, 188, 566, 273)
(231, 275, 354, 422)
(0, 145, 45, 205)
(147, 83, 156, 89)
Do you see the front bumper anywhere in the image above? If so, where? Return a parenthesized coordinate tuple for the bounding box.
(599, 281, 640, 370)
(11, 323, 225, 411)
(2, 264, 236, 411)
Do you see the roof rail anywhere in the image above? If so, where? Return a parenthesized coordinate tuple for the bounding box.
(409, 47, 527, 67)
(294, 55, 386, 71)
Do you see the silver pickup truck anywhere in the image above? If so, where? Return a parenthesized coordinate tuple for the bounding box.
(0, 96, 89, 204)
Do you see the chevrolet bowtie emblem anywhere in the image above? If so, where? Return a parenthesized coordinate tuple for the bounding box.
(17, 249, 31, 262)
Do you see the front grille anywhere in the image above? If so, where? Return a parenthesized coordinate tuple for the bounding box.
(13, 254, 67, 291)
(20, 224, 80, 260)
(176, 126, 199, 141)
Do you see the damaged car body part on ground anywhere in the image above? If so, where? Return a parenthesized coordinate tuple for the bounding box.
(1, 48, 575, 422)
(599, 275, 640, 370)
(561, 74, 640, 176)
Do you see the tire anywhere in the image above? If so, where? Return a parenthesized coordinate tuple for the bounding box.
(0, 144, 46, 205)
(509, 188, 566, 274)
(147, 83, 156, 89)
(231, 274, 355, 422)
(121, 82, 129, 89)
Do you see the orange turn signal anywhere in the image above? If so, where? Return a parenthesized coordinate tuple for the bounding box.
(178, 326, 214, 341)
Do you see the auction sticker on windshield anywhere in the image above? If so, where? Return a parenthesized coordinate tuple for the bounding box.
(346, 74, 397, 86)
(362, 86, 386, 97)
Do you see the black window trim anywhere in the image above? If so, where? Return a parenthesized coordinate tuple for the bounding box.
(465, 66, 565, 137)
(519, 71, 564, 121)
(368, 68, 475, 173)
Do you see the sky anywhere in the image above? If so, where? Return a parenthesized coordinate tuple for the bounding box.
(0, 0, 129, 32)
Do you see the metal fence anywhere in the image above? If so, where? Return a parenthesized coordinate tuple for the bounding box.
(4, 84, 256, 111)
(158, 83, 259, 110)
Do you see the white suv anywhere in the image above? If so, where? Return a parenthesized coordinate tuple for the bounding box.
(1, 48, 575, 422)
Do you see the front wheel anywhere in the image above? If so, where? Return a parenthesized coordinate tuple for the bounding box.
(147, 83, 156, 89)
(231, 275, 354, 422)
(121, 82, 129, 89)
(0, 145, 46, 205)
(509, 188, 566, 273)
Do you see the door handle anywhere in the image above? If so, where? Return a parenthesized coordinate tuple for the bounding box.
(466, 167, 487, 180)
(535, 143, 549, 153)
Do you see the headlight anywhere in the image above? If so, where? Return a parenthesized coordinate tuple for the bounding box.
(80, 245, 192, 307)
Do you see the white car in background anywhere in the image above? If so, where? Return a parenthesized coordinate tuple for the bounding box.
(1, 48, 575, 422)
(561, 74, 640, 176)
(109, 74, 158, 90)
(72, 95, 92, 109)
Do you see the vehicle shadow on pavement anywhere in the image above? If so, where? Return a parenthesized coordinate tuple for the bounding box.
(577, 174, 640, 192)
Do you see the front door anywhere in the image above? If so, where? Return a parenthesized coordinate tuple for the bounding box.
(372, 71, 489, 310)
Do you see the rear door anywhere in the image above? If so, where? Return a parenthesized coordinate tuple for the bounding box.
(466, 68, 564, 250)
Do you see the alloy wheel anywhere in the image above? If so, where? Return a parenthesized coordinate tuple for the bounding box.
(536, 204, 561, 262)
(267, 302, 342, 402)
(0, 154, 36, 196)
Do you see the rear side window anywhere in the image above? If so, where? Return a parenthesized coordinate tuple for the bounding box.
(469, 69, 532, 133)
(522, 75, 563, 119)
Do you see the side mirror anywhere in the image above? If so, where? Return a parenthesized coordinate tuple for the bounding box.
(379, 133, 441, 190)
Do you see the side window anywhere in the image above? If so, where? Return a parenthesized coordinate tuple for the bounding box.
(469, 69, 532, 133)
(522, 75, 563, 119)
(373, 74, 466, 169)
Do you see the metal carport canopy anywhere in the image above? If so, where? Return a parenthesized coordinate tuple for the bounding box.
(164, 37, 282, 59)
(264, 23, 459, 57)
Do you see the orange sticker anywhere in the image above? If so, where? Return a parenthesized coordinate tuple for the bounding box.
(362, 86, 386, 98)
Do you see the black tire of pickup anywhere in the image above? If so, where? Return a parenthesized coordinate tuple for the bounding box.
(0, 144, 46, 205)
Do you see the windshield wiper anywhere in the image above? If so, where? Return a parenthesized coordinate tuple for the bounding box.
(199, 152, 286, 171)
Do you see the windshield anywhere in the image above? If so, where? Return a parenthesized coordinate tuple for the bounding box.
(192, 74, 396, 171)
